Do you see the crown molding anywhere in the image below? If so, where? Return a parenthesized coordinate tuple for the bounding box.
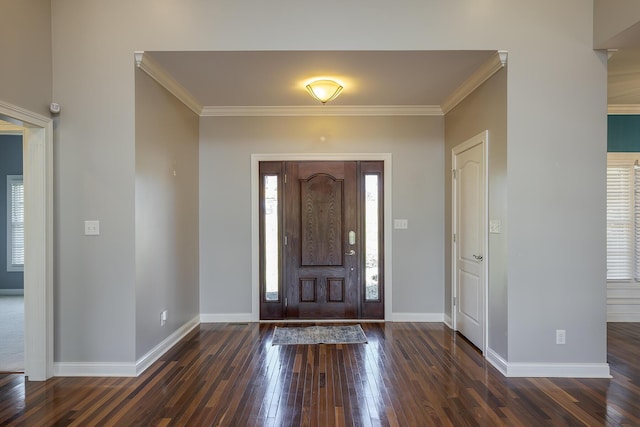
(200, 105, 443, 117)
(608, 104, 640, 114)
(134, 51, 203, 115)
(132, 52, 445, 117)
(441, 50, 508, 114)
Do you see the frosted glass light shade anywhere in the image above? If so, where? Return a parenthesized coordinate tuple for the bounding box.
(305, 79, 343, 104)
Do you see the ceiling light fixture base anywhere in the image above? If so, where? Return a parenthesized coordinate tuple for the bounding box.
(305, 79, 344, 104)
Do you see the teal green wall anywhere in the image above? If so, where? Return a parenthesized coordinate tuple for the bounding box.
(608, 115, 640, 152)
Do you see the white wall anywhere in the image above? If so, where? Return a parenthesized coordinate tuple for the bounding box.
(135, 69, 199, 360)
(51, 0, 607, 369)
(199, 116, 444, 318)
(445, 68, 508, 358)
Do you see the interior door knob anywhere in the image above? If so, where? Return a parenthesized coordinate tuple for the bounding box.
(345, 249, 355, 256)
(473, 254, 483, 261)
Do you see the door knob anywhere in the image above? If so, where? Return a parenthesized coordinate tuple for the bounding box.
(345, 249, 355, 256)
(473, 254, 483, 261)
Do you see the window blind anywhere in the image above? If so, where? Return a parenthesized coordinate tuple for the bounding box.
(7, 176, 24, 270)
(635, 164, 640, 280)
(606, 157, 640, 281)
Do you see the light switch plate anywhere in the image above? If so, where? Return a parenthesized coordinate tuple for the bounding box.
(84, 220, 100, 236)
(489, 219, 502, 234)
(394, 219, 408, 229)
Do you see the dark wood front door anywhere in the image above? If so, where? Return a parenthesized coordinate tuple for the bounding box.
(285, 161, 358, 318)
(259, 160, 384, 320)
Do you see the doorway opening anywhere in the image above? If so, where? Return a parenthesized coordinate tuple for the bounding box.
(259, 160, 384, 320)
(0, 127, 24, 373)
(251, 154, 393, 321)
(0, 101, 53, 380)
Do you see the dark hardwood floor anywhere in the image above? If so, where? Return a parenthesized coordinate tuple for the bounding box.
(1, 322, 639, 426)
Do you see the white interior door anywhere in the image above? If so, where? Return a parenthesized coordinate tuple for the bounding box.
(453, 133, 486, 351)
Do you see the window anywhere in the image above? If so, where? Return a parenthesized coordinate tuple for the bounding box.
(7, 175, 24, 272)
(263, 174, 279, 301)
(259, 161, 284, 312)
(607, 154, 640, 281)
(364, 174, 380, 301)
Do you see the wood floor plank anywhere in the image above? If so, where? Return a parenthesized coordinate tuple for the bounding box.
(1, 322, 639, 426)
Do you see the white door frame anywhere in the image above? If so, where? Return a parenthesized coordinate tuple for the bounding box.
(251, 153, 393, 322)
(0, 100, 54, 380)
(451, 131, 489, 354)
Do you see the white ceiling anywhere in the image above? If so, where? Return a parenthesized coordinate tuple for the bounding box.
(147, 50, 497, 107)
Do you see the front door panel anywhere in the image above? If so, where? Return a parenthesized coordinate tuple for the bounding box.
(286, 161, 358, 318)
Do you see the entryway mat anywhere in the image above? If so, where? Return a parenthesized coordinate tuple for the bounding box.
(272, 324, 368, 345)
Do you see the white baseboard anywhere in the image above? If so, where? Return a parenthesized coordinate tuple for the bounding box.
(443, 314, 453, 329)
(486, 348, 610, 378)
(390, 312, 444, 322)
(504, 363, 611, 378)
(54, 316, 200, 377)
(486, 347, 508, 376)
(0, 289, 24, 296)
(200, 313, 257, 323)
(260, 318, 384, 323)
(54, 362, 137, 377)
(53, 314, 611, 379)
(200, 312, 445, 323)
(136, 315, 200, 376)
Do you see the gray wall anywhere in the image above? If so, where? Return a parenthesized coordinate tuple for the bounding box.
(199, 116, 444, 317)
(0, 135, 24, 291)
(594, 0, 640, 48)
(135, 69, 199, 360)
(445, 68, 508, 358)
(0, 0, 52, 117)
(49, 0, 606, 366)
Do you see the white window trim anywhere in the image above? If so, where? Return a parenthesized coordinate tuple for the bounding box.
(7, 174, 24, 272)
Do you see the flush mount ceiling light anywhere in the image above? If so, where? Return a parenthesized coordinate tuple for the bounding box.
(305, 79, 344, 104)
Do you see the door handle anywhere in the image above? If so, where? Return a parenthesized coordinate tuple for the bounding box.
(473, 254, 483, 261)
(345, 249, 355, 256)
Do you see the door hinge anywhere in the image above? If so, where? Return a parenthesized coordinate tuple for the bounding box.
(452, 169, 457, 179)
(453, 233, 456, 243)
(284, 174, 287, 184)
(453, 296, 457, 306)
(285, 297, 288, 307)
(284, 235, 288, 246)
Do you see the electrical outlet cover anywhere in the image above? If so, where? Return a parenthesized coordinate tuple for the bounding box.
(84, 220, 100, 236)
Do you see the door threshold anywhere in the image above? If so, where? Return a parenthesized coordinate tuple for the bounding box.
(260, 318, 385, 324)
